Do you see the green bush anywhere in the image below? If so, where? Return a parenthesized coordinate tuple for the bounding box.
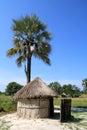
(1, 101, 17, 112)
(0, 94, 17, 112)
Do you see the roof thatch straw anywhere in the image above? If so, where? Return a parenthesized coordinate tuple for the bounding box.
(14, 77, 57, 99)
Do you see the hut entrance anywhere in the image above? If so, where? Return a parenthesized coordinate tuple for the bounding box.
(49, 97, 54, 117)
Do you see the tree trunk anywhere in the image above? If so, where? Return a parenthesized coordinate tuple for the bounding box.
(26, 57, 31, 83)
(27, 57, 31, 83)
(24, 45, 32, 83)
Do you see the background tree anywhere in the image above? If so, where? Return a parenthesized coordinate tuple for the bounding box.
(48, 82, 61, 94)
(72, 85, 82, 97)
(7, 14, 51, 83)
(61, 84, 81, 97)
(48, 81, 81, 97)
(82, 78, 87, 93)
(5, 82, 23, 96)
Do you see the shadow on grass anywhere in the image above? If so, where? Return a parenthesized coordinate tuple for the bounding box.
(59, 116, 84, 123)
(69, 110, 87, 123)
(51, 113, 84, 123)
(52, 111, 85, 123)
(69, 115, 84, 123)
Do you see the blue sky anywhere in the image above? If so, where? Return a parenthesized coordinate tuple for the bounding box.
(0, 0, 87, 91)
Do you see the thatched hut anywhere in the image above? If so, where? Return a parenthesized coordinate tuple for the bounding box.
(14, 77, 57, 119)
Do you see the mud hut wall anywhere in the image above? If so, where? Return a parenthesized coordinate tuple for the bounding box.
(17, 98, 50, 119)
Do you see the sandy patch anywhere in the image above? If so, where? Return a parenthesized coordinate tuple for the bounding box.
(0, 113, 69, 130)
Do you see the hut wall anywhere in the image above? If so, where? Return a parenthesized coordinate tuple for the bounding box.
(17, 98, 50, 119)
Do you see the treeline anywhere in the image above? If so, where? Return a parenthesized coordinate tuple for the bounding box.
(48, 82, 82, 97)
(48, 78, 87, 98)
(0, 78, 87, 98)
(0, 81, 82, 97)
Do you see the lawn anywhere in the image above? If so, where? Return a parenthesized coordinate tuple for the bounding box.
(54, 97, 87, 108)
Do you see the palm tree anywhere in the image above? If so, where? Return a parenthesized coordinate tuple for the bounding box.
(7, 14, 52, 83)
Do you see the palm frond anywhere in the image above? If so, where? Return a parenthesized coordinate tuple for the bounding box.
(34, 51, 51, 65)
(7, 48, 17, 57)
(41, 55, 51, 65)
(34, 41, 51, 56)
(36, 31, 52, 41)
(16, 56, 25, 67)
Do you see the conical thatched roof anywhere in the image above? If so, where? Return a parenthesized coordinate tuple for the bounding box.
(14, 77, 57, 99)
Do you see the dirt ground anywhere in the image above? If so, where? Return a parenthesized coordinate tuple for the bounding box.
(0, 108, 87, 130)
(0, 112, 69, 130)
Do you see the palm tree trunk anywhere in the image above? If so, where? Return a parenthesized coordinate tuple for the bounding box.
(26, 57, 31, 83)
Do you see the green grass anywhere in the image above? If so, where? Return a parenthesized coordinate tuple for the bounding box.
(54, 97, 87, 108)
(64, 111, 87, 130)
(54, 97, 61, 106)
(59, 111, 87, 130)
(0, 94, 11, 101)
(0, 94, 17, 112)
(1, 94, 87, 112)
(72, 98, 87, 108)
